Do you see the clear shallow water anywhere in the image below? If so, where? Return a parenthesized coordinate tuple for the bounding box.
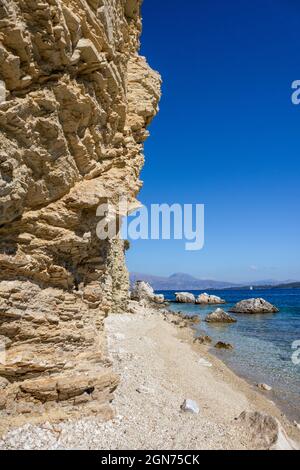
(157, 289, 300, 421)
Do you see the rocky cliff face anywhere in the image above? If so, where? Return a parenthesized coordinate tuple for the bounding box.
(0, 0, 160, 426)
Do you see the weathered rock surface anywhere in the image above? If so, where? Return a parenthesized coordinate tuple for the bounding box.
(131, 281, 164, 304)
(230, 298, 279, 314)
(237, 411, 297, 450)
(194, 335, 212, 345)
(214, 342, 233, 350)
(205, 308, 237, 324)
(175, 292, 195, 303)
(196, 293, 226, 305)
(164, 311, 200, 330)
(0, 0, 161, 423)
(257, 383, 272, 392)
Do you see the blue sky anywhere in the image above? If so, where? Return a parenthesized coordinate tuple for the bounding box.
(126, 0, 300, 283)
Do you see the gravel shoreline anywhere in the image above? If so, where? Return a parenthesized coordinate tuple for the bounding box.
(0, 306, 299, 450)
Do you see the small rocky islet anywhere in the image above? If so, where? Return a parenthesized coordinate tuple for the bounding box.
(205, 308, 237, 324)
(174, 291, 279, 315)
(175, 292, 226, 305)
(230, 298, 279, 314)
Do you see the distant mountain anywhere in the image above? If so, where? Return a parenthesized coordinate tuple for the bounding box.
(130, 273, 300, 291)
(273, 282, 300, 289)
(224, 281, 300, 291)
(130, 272, 240, 290)
(245, 279, 297, 287)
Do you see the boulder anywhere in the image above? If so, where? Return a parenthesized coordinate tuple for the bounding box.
(230, 298, 279, 314)
(257, 383, 272, 392)
(205, 308, 237, 324)
(175, 292, 195, 303)
(196, 293, 226, 305)
(131, 281, 164, 305)
(153, 294, 165, 304)
(180, 399, 200, 414)
(214, 341, 233, 350)
(237, 411, 297, 450)
(194, 335, 212, 345)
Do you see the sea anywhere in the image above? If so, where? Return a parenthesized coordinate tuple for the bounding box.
(156, 288, 300, 421)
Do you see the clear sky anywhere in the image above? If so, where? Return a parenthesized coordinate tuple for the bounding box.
(126, 0, 300, 283)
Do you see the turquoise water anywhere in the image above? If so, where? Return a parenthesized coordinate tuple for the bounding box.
(158, 289, 300, 421)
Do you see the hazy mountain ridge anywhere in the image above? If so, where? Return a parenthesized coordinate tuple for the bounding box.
(130, 273, 299, 291)
(130, 272, 240, 290)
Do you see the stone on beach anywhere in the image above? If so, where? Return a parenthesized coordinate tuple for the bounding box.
(136, 386, 153, 395)
(175, 292, 196, 303)
(257, 383, 272, 392)
(198, 358, 213, 368)
(214, 342, 234, 350)
(131, 281, 164, 305)
(205, 308, 237, 324)
(237, 411, 297, 450)
(230, 298, 279, 314)
(196, 293, 226, 305)
(180, 399, 200, 414)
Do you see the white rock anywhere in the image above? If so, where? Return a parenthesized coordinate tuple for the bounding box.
(205, 308, 236, 323)
(230, 298, 279, 314)
(257, 383, 272, 392)
(131, 281, 164, 304)
(153, 294, 165, 304)
(198, 358, 212, 368)
(196, 293, 226, 305)
(136, 385, 154, 395)
(180, 399, 200, 414)
(175, 292, 195, 303)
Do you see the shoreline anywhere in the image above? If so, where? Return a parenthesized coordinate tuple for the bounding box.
(166, 310, 300, 435)
(1, 303, 299, 450)
(166, 293, 300, 425)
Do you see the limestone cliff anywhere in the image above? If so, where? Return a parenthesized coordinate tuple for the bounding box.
(0, 0, 161, 425)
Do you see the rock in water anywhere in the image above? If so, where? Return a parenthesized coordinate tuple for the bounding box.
(0, 1, 161, 420)
(180, 399, 200, 414)
(230, 298, 279, 314)
(257, 383, 272, 392)
(237, 411, 297, 450)
(205, 308, 237, 324)
(214, 342, 234, 350)
(194, 335, 212, 345)
(175, 292, 196, 303)
(196, 293, 226, 305)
